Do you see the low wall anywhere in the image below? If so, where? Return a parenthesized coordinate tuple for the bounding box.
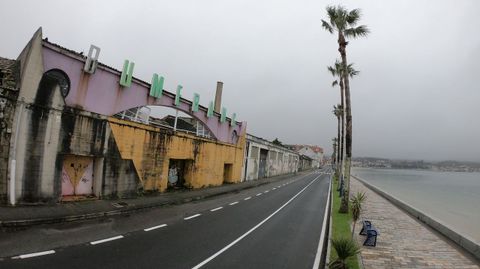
(353, 176, 480, 261)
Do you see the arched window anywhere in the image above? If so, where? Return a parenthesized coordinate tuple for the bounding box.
(231, 130, 239, 144)
(44, 69, 70, 98)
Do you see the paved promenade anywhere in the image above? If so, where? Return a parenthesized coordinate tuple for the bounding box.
(351, 177, 479, 269)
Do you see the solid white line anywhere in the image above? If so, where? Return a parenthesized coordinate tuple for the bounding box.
(210, 207, 223, 212)
(244, 197, 251, 200)
(229, 201, 239, 206)
(256, 193, 262, 196)
(312, 175, 332, 269)
(90, 235, 124, 245)
(192, 174, 321, 269)
(184, 213, 201, 220)
(13, 250, 56, 259)
(144, 224, 167, 232)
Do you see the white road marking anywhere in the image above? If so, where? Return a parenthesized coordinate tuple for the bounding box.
(90, 235, 124, 245)
(144, 224, 167, 232)
(277, 185, 281, 188)
(313, 175, 332, 269)
(192, 174, 321, 269)
(244, 197, 251, 200)
(184, 213, 202, 220)
(12, 250, 56, 259)
(210, 207, 223, 212)
(256, 193, 262, 196)
(272, 187, 277, 190)
(229, 201, 239, 206)
(264, 190, 269, 193)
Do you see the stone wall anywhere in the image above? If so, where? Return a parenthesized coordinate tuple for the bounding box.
(0, 57, 19, 203)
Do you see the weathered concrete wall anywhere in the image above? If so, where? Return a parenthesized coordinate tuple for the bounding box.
(108, 117, 245, 192)
(243, 134, 299, 181)
(0, 58, 19, 203)
(2, 27, 248, 204)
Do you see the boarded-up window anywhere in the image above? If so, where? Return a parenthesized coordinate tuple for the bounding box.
(251, 146, 259, 159)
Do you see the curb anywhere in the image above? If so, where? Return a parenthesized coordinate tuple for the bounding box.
(0, 180, 271, 229)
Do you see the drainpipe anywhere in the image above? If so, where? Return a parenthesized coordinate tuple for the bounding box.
(9, 101, 24, 206)
(173, 109, 179, 131)
(214, 81, 223, 113)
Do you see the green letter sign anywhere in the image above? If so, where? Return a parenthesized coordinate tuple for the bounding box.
(175, 85, 183, 106)
(120, 59, 135, 87)
(150, 74, 164, 98)
(207, 101, 214, 117)
(221, 107, 227, 123)
(230, 113, 236, 126)
(192, 93, 200, 112)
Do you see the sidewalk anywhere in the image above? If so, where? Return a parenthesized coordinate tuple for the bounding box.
(0, 172, 305, 228)
(351, 177, 479, 269)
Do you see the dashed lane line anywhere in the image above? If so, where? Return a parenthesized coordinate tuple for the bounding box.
(256, 193, 262, 196)
(244, 197, 251, 200)
(12, 250, 56, 259)
(144, 224, 167, 232)
(210, 207, 223, 212)
(90, 235, 124, 245)
(229, 201, 239, 206)
(184, 214, 202, 220)
(192, 174, 322, 269)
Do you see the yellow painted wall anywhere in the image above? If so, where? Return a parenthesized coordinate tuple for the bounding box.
(108, 117, 245, 192)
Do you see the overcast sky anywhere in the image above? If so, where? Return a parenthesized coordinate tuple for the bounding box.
(1, 0, 479, 161)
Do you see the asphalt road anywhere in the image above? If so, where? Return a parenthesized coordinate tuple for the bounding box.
(1, 170, 330, 269)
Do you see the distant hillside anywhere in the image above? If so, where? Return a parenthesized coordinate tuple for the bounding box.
(352, 157, 480, 172)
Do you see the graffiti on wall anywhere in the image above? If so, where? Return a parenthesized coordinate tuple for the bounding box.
(61, 155, 93, 197)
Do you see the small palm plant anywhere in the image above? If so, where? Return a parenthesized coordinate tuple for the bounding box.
(350, 192, 366, 237)
(329, 237, 360, 269)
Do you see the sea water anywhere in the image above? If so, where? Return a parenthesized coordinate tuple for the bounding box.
(352, 167, 480, 243)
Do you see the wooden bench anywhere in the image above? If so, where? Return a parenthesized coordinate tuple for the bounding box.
(359, 220, 379, 247)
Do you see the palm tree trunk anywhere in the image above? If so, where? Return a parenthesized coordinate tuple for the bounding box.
(338, 32, 351, 213)
(339, 79, 345, 184)
(351, 221, 356, 238)
(336, 117, 340, 176)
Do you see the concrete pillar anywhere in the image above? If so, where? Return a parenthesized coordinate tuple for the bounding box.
(214, 81, 223, 113)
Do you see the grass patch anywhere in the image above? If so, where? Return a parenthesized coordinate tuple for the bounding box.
(329, 178, 360, 269)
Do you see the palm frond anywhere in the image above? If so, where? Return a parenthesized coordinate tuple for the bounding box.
(321, 20, 334, 34)
(344, 25, 370, 39)
(327, 65, 337, 76)
(332, 80, 338, 87)
(326, 6, 338, 27)
(346, 63, 360, 77)
(346, 8, 361, 26)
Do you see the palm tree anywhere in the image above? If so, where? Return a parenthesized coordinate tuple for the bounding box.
(331, 137, 338, 169)
(328, 61, 359, 190)
(332, 105, 342, 177)
(329, 237, 360, 269)
(350, 192, 366, 238)
(322, 6, 369, 212)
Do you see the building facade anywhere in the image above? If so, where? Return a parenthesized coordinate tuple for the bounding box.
(288, 145, 324, 168)
(242, 134, 299, 181)
(1, 28, 246, 205)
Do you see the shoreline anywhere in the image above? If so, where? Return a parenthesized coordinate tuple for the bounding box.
(352, 175, 480, 261)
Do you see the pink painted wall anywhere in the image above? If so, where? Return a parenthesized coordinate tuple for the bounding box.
(42, 43, 245, 144)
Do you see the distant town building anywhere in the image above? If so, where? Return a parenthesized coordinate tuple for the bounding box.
(286, 145, 324, 168)
(243, 134, 300, 181)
